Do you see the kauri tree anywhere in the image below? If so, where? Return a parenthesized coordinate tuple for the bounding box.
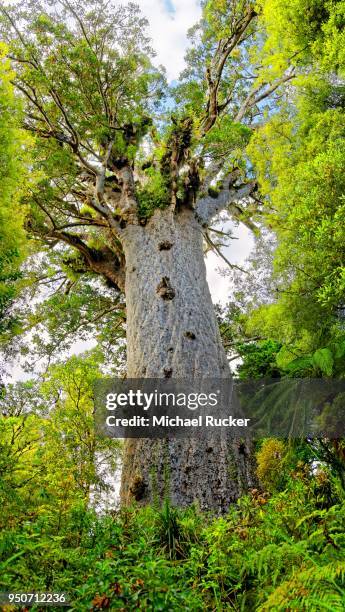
(0, 0, 340, 510)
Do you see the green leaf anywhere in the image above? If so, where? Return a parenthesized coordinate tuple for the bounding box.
(286, 355, 314, 373)
(334, 341, 345, 361)
(312, 348, 334, 376)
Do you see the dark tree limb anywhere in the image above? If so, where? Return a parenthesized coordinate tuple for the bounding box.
(204, 232, 247, 273)
(41, 228, 125, 292)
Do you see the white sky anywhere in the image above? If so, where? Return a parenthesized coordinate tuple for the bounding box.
(125, 0, 202, 81)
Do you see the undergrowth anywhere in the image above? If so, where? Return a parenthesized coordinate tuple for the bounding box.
(1, 472, 345, 611)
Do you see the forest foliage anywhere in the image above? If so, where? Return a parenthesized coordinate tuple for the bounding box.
(219, 0, 345, 380)
(0, 45, 35, 337)
(1, 419, 345, 610)
(0, 0, 344, 609)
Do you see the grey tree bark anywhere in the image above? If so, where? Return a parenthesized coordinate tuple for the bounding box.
(120, 206, 256, 512)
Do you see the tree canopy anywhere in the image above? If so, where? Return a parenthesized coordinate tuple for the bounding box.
(211, 0, 345, 379)
(0, 44, 34, 338)
(1, 0, 340, 369)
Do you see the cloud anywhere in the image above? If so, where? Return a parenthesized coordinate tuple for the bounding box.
(124, 0, 202, 81)
(206, 225, 254, 305)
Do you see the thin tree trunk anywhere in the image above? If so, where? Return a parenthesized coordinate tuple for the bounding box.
(120, 207, 255, 512)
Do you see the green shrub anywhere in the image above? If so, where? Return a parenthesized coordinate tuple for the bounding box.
(1, 477, 344, 611)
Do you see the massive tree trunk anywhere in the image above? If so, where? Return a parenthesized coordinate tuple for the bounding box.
(4, 0, 295, 515)
(120, 207, 256, 512)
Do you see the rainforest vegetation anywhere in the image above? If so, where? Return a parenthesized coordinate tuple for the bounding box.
(0, 0, 344, 609)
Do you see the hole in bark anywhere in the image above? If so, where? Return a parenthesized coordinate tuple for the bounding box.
(131, 266, 136, 272)
(168, 347, 174, 353)
(206, 446, 213, 453)
(158, 240, 174, 251)
(129, 477, 147, 501)
(238, 442, 247, 456)
(164, 367, 173, 378)
(156, 277, 176, 300)
(184, 331, 196, 340)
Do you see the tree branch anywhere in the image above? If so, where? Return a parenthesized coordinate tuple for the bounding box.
(234, 71, 295, 123)
(58, 0, 111, 119)
(48, 230, 125, 291)
(96, 140, 114, 201)
(13, 74, 100, 176)
(195, 171, 257, 226)
(204, 232, 247, 273)
(201, 7, 257, 135)
(116, 165, 138, 220)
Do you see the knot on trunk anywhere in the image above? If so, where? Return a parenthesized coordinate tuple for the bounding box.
(238, 441, 248, 456)
(156, 276, 176, 300)
(184, 331, 196, 340)
(158, 240, 174, 251)
(129, 476, 147, 501)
